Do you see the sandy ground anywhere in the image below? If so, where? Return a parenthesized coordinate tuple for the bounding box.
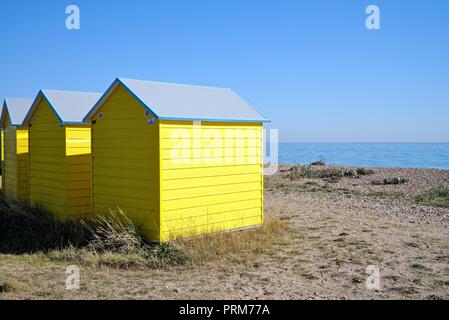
(1, 166, 449, 300)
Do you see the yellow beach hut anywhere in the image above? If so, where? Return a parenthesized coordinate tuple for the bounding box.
(84, 78, 270, 241)
(1, 98, 33, 201)
(24, 90, 101, 219)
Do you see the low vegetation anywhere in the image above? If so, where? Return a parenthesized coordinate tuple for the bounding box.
(0, 197, 88, 253)
(310, 156, 326, 166)
(415, 187, 449, 208)
(369, 190, 405, 199)
(371, 177, 408, 185)
(286, 164, 375, 183)
(356, 168, 375, 176)
(0, 196, 288, 269)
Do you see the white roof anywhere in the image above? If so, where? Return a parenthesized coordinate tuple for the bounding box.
(25, 90, 102, 124)
(1, 98, 33, 126)
(84, 78, 269, 122)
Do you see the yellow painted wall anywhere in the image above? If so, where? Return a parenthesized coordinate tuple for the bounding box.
(29, 100, 91, 219)
(1, 129, 4, 191)
(2, 114, 29, 201)
(16, 127, 29, 200)
(159, 121, 264, 241)
(89, 85, 264, 242)
(66, 125, 92, 218)
(90, 85, 160, 240)
(4, 115, 18, 199)
(29, 100, 66, 217)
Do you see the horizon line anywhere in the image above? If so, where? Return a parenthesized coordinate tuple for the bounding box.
(276, 141, 449, 144)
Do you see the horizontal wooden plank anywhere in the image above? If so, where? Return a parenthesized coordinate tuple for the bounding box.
(93, 175, 157, 189)
(162, 209, 262, 232)
(162, 172, 261, 190)
(163, 198, 262, 221)
(29, 198, 65, 213)
(67, 163, 91, 174)
(30, 191, 66, 207)
(28, 139, 64, 148)
(93, 194, 157, 212)
(92, 148, 157, 160)
(29, 174, 65, 187)
(68, 180, 91, 190)
(66, 140, 91, 148)
(93, 184, 157, 201)
(66, 147, 91, 156)
(162, 164, 262, 180)
(66, 155, 91, 166)
(67, 172, 91, 182)
(163, 148, 262, 163)
(30, 161, 65, 172)
(30, 122, 64, 131)
(93, 128, 155, 140)
(161, 137, 261, 150)
(161, 216, 262, 240)
(67, 196, 91, 206)
(161, 146, 261, 157)
(93, 166, 157, 180)
(65, 128, 91, 138)
(30, 184, 66, 198)
(29, 147, 65, 157)
(162, 181, 262, 201)
(92, 157, 154, 170)
(93, 204, 159, 225)
(160, 129, 262, 140)
(162, 155, 261, 169)
(93, 139, 158, 150)
(163, 190, 262, 211)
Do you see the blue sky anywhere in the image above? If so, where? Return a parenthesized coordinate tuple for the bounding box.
(0, 0, 448, 142)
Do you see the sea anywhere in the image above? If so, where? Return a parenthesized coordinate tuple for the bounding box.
(269, 143, 449, 170)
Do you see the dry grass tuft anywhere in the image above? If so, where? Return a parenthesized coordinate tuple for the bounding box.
(48, 216, 288, 269)
(44, 208, 289, 269)
(171, 217, 289, 266)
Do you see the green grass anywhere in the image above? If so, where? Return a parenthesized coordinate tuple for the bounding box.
(415, 187, 449, 208)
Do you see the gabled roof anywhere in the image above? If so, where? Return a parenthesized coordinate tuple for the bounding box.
(24, 90, 102, 125)
(83, 78, 270, 123)
(1, 98, 33, 127)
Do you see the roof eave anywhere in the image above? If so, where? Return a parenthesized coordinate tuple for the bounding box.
(83, 78, 160, 122)
(24, 91, 65, 125)
(157, 116, 271, 123)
